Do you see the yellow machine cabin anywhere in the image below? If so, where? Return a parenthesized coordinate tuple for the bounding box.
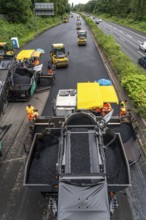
(0, 42, 14, 59)
(50, 43, 69, 68)
(77, 30, 87, 46)
(63, 17, 69, 23)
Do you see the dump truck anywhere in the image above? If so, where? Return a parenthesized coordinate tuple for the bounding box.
(24, 111, 131, 219)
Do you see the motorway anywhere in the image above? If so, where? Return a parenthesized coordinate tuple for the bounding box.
(93, 17, 146, 66)
(0, 14, 146, 220)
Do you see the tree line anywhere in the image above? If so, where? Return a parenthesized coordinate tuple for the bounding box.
(0, 0, 70, 23)
(74, 0, 146, 21)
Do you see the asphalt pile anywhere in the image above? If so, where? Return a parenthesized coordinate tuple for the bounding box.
(109, 123, 135, 143)
(104, 131, 129, 185)
(13, 74, 31, 85)
(27, 135, 59, 185)
(13, 68, 33, 85)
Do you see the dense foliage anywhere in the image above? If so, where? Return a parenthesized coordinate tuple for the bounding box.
(0, 16, 62, 46)
(81, 14, 146, 118)
(75, 0, 146, 21)
(0, 0, 70, 23)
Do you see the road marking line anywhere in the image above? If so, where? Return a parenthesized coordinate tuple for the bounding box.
(105, 22, 146, 39)
(138, 51, 145, 56)
(119, 30, 123, 33)
(120, 37, 125, 42)
(127, 34, 132, 38)
(137, 40, 142, 44)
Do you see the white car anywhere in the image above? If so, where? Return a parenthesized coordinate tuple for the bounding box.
(99, 19, 102, 22)
(139, 42, 146, 52)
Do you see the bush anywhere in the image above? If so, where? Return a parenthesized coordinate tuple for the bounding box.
(81, 13, 146, 119)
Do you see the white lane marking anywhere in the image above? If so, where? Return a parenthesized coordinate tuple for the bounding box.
(137, 40, 142, 44)
(113, 27, 117, 29)
(138, 51, 145, 56)
(127, 34, 132, 38)
(120, 37, 125, 42)
(105, 22, 146, 40)
(119, 30, 123, 33)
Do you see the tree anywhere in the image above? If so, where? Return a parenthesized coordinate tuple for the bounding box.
(0, 0, 32, 23)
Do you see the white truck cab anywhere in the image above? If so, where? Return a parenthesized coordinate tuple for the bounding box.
(53, 89, 77, 116)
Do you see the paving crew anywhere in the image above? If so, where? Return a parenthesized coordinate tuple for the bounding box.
(119, 100, 127, 116)
(32, 58, 39, 66)
(26, 104, 35, 121)
(32, 109, 39, 121)
(101, 102, 112, 117)
(92, 107, 102, 116)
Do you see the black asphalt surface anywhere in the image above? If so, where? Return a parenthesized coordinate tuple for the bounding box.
(1, 14, 145, 220)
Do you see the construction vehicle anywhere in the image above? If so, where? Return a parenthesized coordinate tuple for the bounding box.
(7, 49, 46, 101)
(0, 42, 14, 59)
(53, 82, 119, 117)
(76, 21, 81, 30)
(7, 62, 41, 101)
(63, 16, 69, 23)
(0, 57, 12, 116)
(53, 89, 77, 116)
(24, 111, 131, 219)
(77, 30, 87, 46)
(50, 44, 69, 68)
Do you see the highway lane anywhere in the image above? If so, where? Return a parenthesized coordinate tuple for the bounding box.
(94, 18, 146, 66)
(0, 15, 141, 220)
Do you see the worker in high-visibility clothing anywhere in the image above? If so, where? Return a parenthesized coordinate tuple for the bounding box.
(101, 102, 112, 117)
(119, 100, 127, 116)
(32, 58, 39, 66)
(32, 109, 39, 121)
(92, 107, 102, 116)
(26, 104, 35, 121)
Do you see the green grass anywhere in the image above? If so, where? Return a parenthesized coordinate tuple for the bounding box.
(0, 16, 62, 47)
(81, 13, 146, 119)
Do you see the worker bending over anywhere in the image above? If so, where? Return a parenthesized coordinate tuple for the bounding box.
(26, 104, 35, 121)
(32, 109, 39, 121)
(101, 102, 112, 117)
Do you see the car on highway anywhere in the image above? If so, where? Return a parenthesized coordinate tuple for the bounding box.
(99, 18, 102, 22)
(138, 56, 146, 68)
(95, 18, 100, 24)
(139, 42, 146, 52)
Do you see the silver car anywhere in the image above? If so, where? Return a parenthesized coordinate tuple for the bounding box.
(139, 42, 146, 52)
